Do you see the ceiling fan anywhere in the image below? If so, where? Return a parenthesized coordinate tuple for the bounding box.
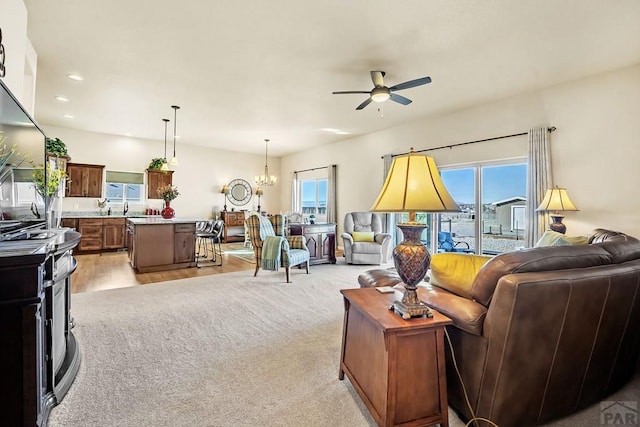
(332, 70, 432, 110)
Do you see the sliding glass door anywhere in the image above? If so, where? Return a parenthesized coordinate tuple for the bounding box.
(438, 160, 527, 255)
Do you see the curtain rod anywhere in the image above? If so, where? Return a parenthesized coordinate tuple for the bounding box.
(294, 165, 329, 173)
(385, 126, 556, 158)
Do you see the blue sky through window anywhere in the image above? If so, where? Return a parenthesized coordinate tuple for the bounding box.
(442, 164, 526, 204)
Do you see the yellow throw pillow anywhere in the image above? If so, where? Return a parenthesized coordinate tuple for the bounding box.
(429, 253, 493, 299)
(352, 231, 375, 242)
(535, 230, 589, 247)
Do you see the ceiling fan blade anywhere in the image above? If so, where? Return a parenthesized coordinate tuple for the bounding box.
(370, 71, 385, 87)
(390, 93, 412, 105)
(389, 76, 432, 91)
(356, 97, 373, 110)
(332, 90, 370, 95)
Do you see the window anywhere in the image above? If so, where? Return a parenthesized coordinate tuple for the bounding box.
(438, 161, 527, 255)
(300, 178, 327, 221)
(9, 168, 39, 205)
(105, 171, 144, 203)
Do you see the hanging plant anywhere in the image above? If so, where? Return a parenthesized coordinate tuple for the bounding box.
(148, 158, 165, 170)
(45, 137, 68, 157)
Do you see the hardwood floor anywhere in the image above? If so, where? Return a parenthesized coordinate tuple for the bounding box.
(71, 243, 345, 294)
(71, 243, 255, 294)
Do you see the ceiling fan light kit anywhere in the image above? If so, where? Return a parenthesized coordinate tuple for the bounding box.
(333, 70, 432, 110)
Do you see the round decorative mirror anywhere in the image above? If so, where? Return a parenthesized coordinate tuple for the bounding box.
(226, 178, 252, 206)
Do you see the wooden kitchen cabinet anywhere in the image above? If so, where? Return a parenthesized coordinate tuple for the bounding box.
(174, 223, 196, 263)
(74, 217, 125, 251)
(78, 218, 103, 251)
(103, 218, 126, 249)
(65, 163, 104, 197)
(289, 222, 336, 265)
(147, 170, 174, 199)
(127, 220, 197, 272)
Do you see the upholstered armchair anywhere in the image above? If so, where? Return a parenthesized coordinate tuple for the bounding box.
(245, 214, 310, 283)
(341, 212, 392, 265)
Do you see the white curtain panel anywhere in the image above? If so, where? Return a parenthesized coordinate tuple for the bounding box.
(326, 164, 337, 224)
(526, 127, 553, 247)
(291, 171, 299, 212)
(382, 154, 394, 235)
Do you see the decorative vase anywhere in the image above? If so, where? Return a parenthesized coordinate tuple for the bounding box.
(161, 201, 175, 219)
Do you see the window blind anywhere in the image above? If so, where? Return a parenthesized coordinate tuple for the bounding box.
(105, 171, 144, 185)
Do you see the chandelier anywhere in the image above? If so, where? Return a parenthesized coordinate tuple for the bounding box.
(255, 138, 277, 186)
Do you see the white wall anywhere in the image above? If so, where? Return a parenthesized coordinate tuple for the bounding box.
(42, 125, 282, 219)
(281, 63, 640, 240)
(0, 0, 31, 108)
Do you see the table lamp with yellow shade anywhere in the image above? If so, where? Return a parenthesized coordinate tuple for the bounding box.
(536, 185, 579, 234)
(370, 149, 460, 319)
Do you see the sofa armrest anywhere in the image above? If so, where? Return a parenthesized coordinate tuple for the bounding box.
(419, 284, 487, 336)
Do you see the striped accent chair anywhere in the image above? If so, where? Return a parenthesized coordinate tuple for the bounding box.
(245, 214, 310, 283)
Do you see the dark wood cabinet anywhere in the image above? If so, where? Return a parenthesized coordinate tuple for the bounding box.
(147, 170, 173, 199)
(65, 163, 104, 197)
(0, 230, 81, 427)
(78, 218, 103, 251)
(103, 218, 126, 249)
(289, 222, 336, 265)
(221, 211, 245, 243)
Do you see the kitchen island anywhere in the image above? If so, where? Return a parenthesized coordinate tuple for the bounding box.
(126, 217, 199, 273)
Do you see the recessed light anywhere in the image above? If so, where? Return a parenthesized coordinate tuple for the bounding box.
(66, 73, 84, 81)
(321, 128, 350, 135)
(63, 114, 75, 119)
(55, 96, 69, 102)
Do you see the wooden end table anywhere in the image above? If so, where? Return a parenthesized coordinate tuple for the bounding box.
(339, 287, 452, 427)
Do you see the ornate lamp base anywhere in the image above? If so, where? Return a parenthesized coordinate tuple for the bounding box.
(391, 222, 433, 320)
(549, 214, 566, 234)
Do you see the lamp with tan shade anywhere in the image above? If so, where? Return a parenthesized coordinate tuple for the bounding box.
(255, 187, 264, 212)
(221, 185, 229, 212)
(536, 185, 579, 234)
(370, 148, 460, 319)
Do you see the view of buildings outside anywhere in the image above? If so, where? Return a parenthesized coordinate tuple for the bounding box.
(439, 163, 528, 254)
(300, 179, 327, 220)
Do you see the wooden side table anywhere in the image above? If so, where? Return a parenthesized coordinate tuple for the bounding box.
(339, 287, 452, 427)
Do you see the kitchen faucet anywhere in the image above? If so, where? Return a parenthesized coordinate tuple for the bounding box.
(123, 201, 129, 215)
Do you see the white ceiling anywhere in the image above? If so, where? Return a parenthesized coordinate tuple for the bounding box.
(23, 0, 640, 157)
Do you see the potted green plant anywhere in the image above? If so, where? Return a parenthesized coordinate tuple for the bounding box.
(46, 137, 69, 157)
(148, 158, 165, 171)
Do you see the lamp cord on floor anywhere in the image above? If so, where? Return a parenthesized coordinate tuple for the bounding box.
(444, 327, 499, 427)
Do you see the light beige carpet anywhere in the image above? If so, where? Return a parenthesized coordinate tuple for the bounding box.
(49, 260, 639, 427)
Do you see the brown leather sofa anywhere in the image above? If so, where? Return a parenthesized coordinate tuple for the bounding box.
(359, 228, 640, 426)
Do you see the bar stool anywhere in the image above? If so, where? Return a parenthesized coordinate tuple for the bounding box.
(197, 219, 224, 267)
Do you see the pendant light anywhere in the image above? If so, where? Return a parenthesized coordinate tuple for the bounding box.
(161, 118, 170, 171)
(255, 138, 277, 186)
(169, 105, 180, 166)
